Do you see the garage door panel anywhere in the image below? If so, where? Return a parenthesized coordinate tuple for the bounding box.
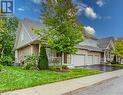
(72, 53, 100, 66)
(72, 54, 85, 66)
(87, 55, 93, 65)
(93, 55, 99, 65)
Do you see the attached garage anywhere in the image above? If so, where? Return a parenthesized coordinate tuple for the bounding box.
(71, 50, 101, 67)
(71, 54, 85, 67)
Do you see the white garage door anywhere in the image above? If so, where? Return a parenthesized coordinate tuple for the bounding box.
(87, 55, 93, 65)
(72, 55, 85, 66)
(93, 55, 99, 65)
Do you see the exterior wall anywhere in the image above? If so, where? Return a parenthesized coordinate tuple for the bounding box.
(104, 50, 114, 63)
(17, 45, 32, 63)
(121, 59, 123, 64)
(103, 41, 115, 63)
(15, 50, 18, 63)
(16, 44, 39, 63)
(16, 45, 61, 65)
(76, 49, 87, 55)
(16, 45, 102, 66)
(32, 44, 39, 55)
(104, 51, 106, 63)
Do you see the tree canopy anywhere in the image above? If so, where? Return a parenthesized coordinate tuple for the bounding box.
(35, 0, 83, 54)
(0, 15, 18, 65)
(34, 0, 84, 69)
(113, 38, 123, 58)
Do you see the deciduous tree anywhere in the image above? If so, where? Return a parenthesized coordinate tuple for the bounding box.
(113, 38, 123, 63)
(34, 0, 83, 69)
(0, 15, 18, 65)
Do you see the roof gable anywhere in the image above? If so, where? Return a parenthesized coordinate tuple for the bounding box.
(16, 22, 33, 49)
(106, 40, 115, 50)
(14, 19, 42, 49)
(97, 37, 115, 50)
(78, 37, 115, 52)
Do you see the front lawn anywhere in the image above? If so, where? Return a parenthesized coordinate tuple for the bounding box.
(112, 64, 123, 68)
(0, 66, 101, 92)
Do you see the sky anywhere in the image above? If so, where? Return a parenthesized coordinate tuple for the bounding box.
(14, 0, 123, 38)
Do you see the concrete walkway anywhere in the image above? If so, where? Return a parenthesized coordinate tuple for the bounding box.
(1, 69, 123, 95)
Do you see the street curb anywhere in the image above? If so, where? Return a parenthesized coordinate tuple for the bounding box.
(62, 69, 123, 95)
(62, 77, 118, 95)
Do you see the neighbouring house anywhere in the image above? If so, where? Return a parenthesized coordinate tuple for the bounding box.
(14, 19, 115, 67)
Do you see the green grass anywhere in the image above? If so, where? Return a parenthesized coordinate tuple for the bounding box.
(112, 64, 123, 68)
(0, 66, 101, 92)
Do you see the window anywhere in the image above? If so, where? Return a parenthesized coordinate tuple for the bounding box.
(56, 53, 62, 57)
(56, 53, 67, 64)
(64, 54, 67, 64)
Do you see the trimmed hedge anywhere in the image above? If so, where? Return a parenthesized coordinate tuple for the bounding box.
(38, 46, 49, 70)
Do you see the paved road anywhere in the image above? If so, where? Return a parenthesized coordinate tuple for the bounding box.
(74, 76, 123, 95)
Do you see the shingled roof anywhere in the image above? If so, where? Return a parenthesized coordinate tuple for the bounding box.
(78, 45, 102, 52)
(15, 19, 115, 52)
(21, 18, 42, 41)
(14, 19, 43, 50)
(77, 37, 115, 52)
(97, 37, 115, 50)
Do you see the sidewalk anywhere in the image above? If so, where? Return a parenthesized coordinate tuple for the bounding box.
(1, 69, 123, 95)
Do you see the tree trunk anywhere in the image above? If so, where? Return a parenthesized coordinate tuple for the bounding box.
(60, 52, 62, 71)
(120, 58, 122, 64)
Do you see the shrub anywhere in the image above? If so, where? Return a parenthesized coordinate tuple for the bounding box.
(111, 56, 120, 64)
(38, 46, 48, 70)
(1, 56, 13, 66)
(51, 57, 61, 66)
(111, 56, 119, 64)
(62, 65, 69, 70)
(23, 55, 38, 70)
(111, 60, 116, 64)
(0, 64, 3, 71)
(49, 66, 60, 71)
(49, 65, 69, 71)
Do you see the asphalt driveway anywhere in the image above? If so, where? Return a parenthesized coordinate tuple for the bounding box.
(83, 64, 123, 72)
(74, 76, 123, 95)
